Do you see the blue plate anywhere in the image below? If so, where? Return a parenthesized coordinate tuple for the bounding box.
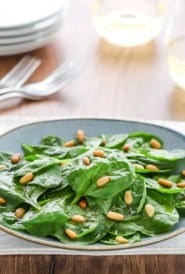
(0, 118, 185, 251)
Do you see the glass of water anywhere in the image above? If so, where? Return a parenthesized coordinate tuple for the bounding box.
(167, 0, 185, 89)
(91, 0, 170, 47)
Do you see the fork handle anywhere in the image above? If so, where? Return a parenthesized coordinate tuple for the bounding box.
(0, 91, 42, 101)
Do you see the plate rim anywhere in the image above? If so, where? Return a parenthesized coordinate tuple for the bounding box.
(0, 117, 185, 142)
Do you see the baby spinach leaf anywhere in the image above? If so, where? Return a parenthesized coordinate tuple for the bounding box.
(137, 196, 179, 236)
(41, 135, 62, 146)
(125, 132, 163, 149)
(0, 172, 44, 208)
(104, 134, 128, 149)
(84, 170, 133, 199)
(13, 157, 60, 178)
(22, 144, 88, 159)
(21, 199, 69, 237)
(28, 165, 62, 189)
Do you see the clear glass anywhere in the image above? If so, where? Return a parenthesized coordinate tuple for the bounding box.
(91, 0, 170, 47)
(167, 0, 185, 89)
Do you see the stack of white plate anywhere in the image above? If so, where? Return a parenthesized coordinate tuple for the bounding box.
(0, 0, 67, 55)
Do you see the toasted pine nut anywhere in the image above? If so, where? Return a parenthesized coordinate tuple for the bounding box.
(76, 129, 85, 143)
(19, 172, 34, 184)
(123, 144, 130, 152)
(11, 153, 21, 164)
(106, 211, 124, 221)
(82, 157, 90, 166)
(177, 181, 185, 188)
(134, 164, 144, 169)
(63, 140, 75, 147)
(78, 199, 88, 209)
(0, 165, 6, 170)
(124, 190, 133, 205)
(93, 149, 105, 157)
(60, 161, 69, 167)
(146, 164, 159, 171)
(71, 214, 86, 223)
(15, 208, 26, 218)
(115, 236, 129, 244)
(145, 204, 155, 217)
(96, 176, 110, 187)
(0, 197, 6, 205)
(150, 138, 161, 149)
(158, 178, 173, 188)
(181, 170, 185, 176)
(65, 228, 78, 239)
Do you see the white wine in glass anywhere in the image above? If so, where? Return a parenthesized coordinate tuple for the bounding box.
(92, 0, 170, 47)
(167, 1, 185, 89)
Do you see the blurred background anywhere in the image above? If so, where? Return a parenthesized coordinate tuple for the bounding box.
(0, 0, 184, 121)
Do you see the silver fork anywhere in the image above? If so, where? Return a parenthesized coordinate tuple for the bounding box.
(0, 61, 81, 101)
(0, 56, 41, 88)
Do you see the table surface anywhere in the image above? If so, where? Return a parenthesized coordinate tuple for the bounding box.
(0, 0, 185, 121)
(0, 1, 185, 273)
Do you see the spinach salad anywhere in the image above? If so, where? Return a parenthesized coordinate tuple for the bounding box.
(0, 129, 185, 246)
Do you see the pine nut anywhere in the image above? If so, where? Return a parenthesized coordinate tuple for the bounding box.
(0, 197, 6, 205)
(124, 190, 133, 205)
(115, 236, 129, 244)
(0, 165, 6, 170)
(181, 170, 185, 176)
(145, 204, 155, 218)
(15, 208, 26, 218)
(106, 211, 124, 221)
(123, 144, 130, 152)
(11, 153, 21, 164)
(177, 181, 185, 188)
(82, 156, 90, 166)
(76, 129, 85, 143)
(65, 228, 78, 239)
(146, 164, 159, 171)
(63, 140, 75, 147)
(96, 176, 110, 187)
(71, 214, 86, 223)
(19, 172, 34, 184)
(158, 178, 173, 188)
(61, 162, 68, 167)
(78, 199, 88, 209)
(93, 149, 105, 157)
(134, 164, 144, 169)
(150, 138, 161, 149)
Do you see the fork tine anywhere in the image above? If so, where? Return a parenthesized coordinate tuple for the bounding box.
(41, 60, 76, 84)
(0, 56, 32, 86)
(35, 65, 81, 96)
(0, 56, 41, 88)
(13, 58, 41, 87)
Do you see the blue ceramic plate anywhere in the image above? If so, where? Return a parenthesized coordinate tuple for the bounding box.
(0, 118, 185, 251)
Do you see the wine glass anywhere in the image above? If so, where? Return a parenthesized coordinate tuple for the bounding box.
(91, 0, 171, 47)
(166, 0, 185, 89)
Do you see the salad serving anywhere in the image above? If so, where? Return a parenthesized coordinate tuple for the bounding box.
(0, 129, 185, 246)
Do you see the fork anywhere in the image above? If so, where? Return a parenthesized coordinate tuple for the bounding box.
(0, 61, 80, 101)
(0, 56, 41, 88)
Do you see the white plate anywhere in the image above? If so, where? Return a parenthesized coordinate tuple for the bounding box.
(0, 0, 66, 28)
(1, 118, 185, 251)
(0, 25, 61, 56)
(0, 10, 65, 37)
(0, 18, 63, 44)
